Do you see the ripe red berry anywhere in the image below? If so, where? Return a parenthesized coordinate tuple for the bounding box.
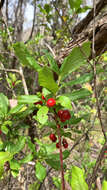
(63, 142, 68, 149)
(47, 98, 56, 107)
(34, 101, 43, 105)
(57, 124, 60, 128)
(42, 95, 45, 100)
(60, 117, 66, 123)
(62, 138, 67, 144)
(58, 110, 71, 122)
(49, 134, 57, 142)
(12, 82, 15, 87)
(0, 130, 2, 135)
(64, 125, 67, 129)
(62, 138, 68, 148)
(56, 142, 60, 148)
(62, 110, 71, 120)
(58, 110, 64, 118)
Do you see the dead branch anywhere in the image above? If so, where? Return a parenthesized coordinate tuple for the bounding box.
(72, 0, 107, 35)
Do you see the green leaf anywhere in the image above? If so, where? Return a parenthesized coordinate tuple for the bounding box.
(0, 152, 13, 165)
(59, 42, 91, 80)
(65, 88, 92, 101)
(37, 106, 49, 125)
(102, 180, 107, 190)
(28, 181, 40, 190)
(69, 0, 82, 10)
(0, 93, 9, 118)
(6, 136, 26, 154)
(9, 104, 25, 114)
(13, 42, 41, 71)
(18, 95, 40, 104)
(53, 177, 61, 189)
(45, 53, 59, 74)
(46, 159, 66, 170)
(38, 66, 58, 94)
(27, 137, 36, 153)
(48, 150, 70, 161)
(1, 125, 9, 134)
(71, 166, 88, 190)
(61, 73, 93, 88)
(57, 95, 72, 109)
(0, 164, 4, 179)
(19, 154, 33, 164)
(35, 162, 46, 182)
(11, 170, 19, 178)
(70, 117, 82, 124)
(10, 159, 21, 170)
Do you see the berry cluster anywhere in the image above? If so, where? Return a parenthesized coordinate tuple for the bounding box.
(49, 133, 68, 149)
(34, 97, 56, 107)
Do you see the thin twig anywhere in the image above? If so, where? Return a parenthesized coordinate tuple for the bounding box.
(44, 42, 56, 58)
(57, 124, 65, 190)
(92, 0, 107, 141)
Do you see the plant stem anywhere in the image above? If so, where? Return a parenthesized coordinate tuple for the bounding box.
(57, 124, 65, 190)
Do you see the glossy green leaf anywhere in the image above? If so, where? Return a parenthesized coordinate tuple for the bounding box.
(18, 95, 40, 104)
(37, 106, 49, 125)
(53, 177, 61, 189)
(65, 88, 92, 101)
(11, 170, 19, 177)
(6, 136, 26, 154)
(102, 180, 107, 190)
(19, 154, 33, 164)
(38, 66, 58, 94)
(0, 152, 13, 165)
(9, 104, 25, 114)
(69, 0, 82, 10)
(45, 159, 66, 170)
(0, 164, 4, 179)
(35, 162, 46, 182)
(48, 150, 70, 161)
(70, 117, 82, 124)
(28, 181, 40, 190)
(59, 42, 91, 80)
(10, 159, 21, 170)
(0, 93, 9, 118)
(57, 95, 72, 109)
(45, 53, 59, 74)
(1, 125, 9, 134)
(61, 73, 93, 88)
(13, 42, 41, 71)
(71, 166, 88, 190)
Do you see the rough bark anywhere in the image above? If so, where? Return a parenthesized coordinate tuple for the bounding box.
(72, 0, 107, 35)
(58, 11, 107, 61)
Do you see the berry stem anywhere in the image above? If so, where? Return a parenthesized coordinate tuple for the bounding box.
(57, 124, 65, 190)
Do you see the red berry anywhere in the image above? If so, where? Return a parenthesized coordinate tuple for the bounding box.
(62, 138, 67, 144)
(62, 110, 71, 120)
(58, 110, 71, 122)
(47, 98, 56, 107)
(12, 82, 15, 87)
(42, 95, 45, 100)
(34, 101, 43, 105)
(63, 142, 68, 149)
(49, 134, 57, 142)
(62, 138, 68, 148)
(56, 142, 60, 148)
(57, 124, 60, 128)
(60, 117, 66, 123)
(58, 110, 64, 118)
(64, 125, 67, 129)
(0, 130, 2, 135)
